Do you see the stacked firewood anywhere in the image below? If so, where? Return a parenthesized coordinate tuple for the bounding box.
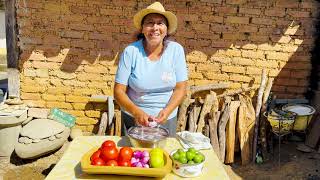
(177, 70, 274, 165)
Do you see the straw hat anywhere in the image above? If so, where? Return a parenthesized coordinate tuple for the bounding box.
(133, 2, 177, 34)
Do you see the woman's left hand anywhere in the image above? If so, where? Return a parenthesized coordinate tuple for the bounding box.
(156, 109, 170, 124)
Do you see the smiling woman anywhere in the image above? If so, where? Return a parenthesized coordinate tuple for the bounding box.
(114, 2, 188, 136)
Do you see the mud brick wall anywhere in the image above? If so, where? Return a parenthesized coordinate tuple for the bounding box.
(16, 0, 320, 132)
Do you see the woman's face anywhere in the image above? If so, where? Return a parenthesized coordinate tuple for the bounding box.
(142, 13, 168, 47)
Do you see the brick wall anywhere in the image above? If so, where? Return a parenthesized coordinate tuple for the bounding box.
(16, 0, 320, 132)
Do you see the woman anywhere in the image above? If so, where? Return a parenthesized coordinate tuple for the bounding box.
(114, 2, 188, 136)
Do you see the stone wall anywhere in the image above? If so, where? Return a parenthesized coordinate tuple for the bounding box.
(16, 0, 320, 132)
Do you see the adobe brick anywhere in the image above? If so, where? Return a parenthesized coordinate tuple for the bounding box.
(239, 8, 261, 15)
(46, 102, 73, 109)
(201, 15, 223, 23)
(62, 30, 84, 39)
(71, 40, 94, 49)
(222, 66, 245, 73)
(271, 85, 286, 92)
(287, 10, 310, 18)
(230, 74, 252, 82)
(21, 85, 46, 93)
(282, 45, 299, 53)
(100, 9, 123, 16)
(256, 60, 278, 68)
(21, 93, 41, 100)
(88, 82, 109, 89)
(266, 52, 290, 61)
(215, 7, 238, 14)
(63, 80, 86, 87)
(284, 26, 299, 35)
(194, 80, 215, 86)
(226, 16, 249, 24)
(291, 70, 310, 78)
(64, 110, 86, 117)
(204, 73, 229, 81)
(212, 41, 232, 48)
(76, 117, 98, 125)
(210, 56, 232, 64)
(28, 108, 50, 119)
(210, 24, 235, 32)
(242, 44, 257, 50)
(275, 78, 299, 86)
(193, 23, 210, 32)
(252, 18, 274, 25)
(72, 103, 93, 110)
(85, 110, 101, 118)
(70, 6, 95, 14)
(24, 69, 37, 77)
(42, 94, 65, 101)
(242, 50, 264, 59)
(186, 51, 208, 63)
(275, 1, 299, 8)
(264, 8, 286, 17)
(189, 72, 203, 79)
(230, 83, 242, 89)
(47, 87, 73, 95)
(246, 67, 261, 75)
(286, 87, 307, 93)
(232, 57, 255, 66)
(239, 26, 258, 33)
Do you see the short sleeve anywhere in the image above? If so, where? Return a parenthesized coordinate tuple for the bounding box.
(174, 44, 188, 82)
(115, 50, 132, 85)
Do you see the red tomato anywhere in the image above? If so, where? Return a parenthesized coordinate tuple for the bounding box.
(91, 157, 106, 166)
(119, 147, 133, 161)
(100, 146, 119, 161)
(101, 140, 116, 148)
(106, 160, 118, 166)
(118, 160, 131, 167)
(90, 149, 101, 161)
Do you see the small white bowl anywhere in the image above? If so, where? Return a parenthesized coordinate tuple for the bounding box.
(170, 149, 205, 178)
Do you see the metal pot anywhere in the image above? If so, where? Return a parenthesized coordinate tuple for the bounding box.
(127, 126, 169, 148)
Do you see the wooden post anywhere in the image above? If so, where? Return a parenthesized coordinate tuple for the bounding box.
(177, 93, 191, 132)
(218, 100, 231, 162)
(97, 112, 108, 135)
(114, 110, 122, 136)
(197, 92, 216, 133)
(209, 111, 221, 160)
(5, 0, 20, 98)
(188, 102, 201, 132)
(225, 101, 240, 164)
(252, 69, 267, 163)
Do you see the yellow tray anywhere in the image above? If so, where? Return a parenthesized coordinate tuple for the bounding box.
(81, 147, 172, 178)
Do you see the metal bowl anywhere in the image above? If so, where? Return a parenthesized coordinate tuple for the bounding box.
(127, 126, 169, 148)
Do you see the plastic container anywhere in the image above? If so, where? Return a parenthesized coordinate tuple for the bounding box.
(81, 147, 172, 177)
(48, 108, 75, 128)
(282, 104, 315, 131)
(127, 126, 169, 148)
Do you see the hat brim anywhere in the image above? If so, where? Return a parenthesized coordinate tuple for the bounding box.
(133, 9, 177, 34)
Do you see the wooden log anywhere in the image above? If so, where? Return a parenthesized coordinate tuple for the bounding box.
(196, 93, 216, 133)
(260, 78, 274, 160)
(97, 112, 108, 135)
(115, 110, 122, 136)
(217, 86, 259, 99)
(225, 101, 240, 164)
(189, 83, 229, 94)
(237, 94, 256, 165)
(209, 111, 221, 160)
(177, 94, 191, 132)
(218, 101, 231, 162)
(188, 104, 201, 132)
(305, 113, 320, 148)
(204, 124, 210, 137)
(252, 69, 267, 162)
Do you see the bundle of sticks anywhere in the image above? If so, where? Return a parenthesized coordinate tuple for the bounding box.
(177, 70, 274, 165)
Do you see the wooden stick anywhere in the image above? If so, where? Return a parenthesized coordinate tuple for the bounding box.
(114, 110, 122, 136)
(177, 94, 191, 132)
(260, 77, 274, 160)
(188, 103, 201, 132)
(189, 83, 229, 94)
(217, 86, 259, 98)
(218, 101, 231, 162)
(252, 69, 267, 163)
(209, 111, 221, 160)
(225, 101, 240, 164)
(196, 92, 216, 133)
(97, 112, 108, 135)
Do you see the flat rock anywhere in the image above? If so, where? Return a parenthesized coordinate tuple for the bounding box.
(15, 128, 70, 159)
(20, 119, 65, 139)
(296, 144, 312, 153)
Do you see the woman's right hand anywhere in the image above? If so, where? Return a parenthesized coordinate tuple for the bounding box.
(133, 109, 149, 126)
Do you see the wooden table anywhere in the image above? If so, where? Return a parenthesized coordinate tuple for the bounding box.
(45, 136, 229, 180)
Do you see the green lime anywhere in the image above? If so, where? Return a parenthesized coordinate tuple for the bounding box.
(186, 151, 196, 161)
(172, 152, 180, 160)
(178, 156, 188, 164)
(179, 151, 186, 159)
(187, 160, 195, 165)
(193, 154, 204, 163)
(188, 147, 197, 154)
(177, 149, 184, 154)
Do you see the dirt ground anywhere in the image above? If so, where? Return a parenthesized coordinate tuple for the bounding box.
(0, 138, 319, 180)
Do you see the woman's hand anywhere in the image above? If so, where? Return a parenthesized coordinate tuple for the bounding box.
(156, 108, 170, 124)
(133, 109, 150, 126)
